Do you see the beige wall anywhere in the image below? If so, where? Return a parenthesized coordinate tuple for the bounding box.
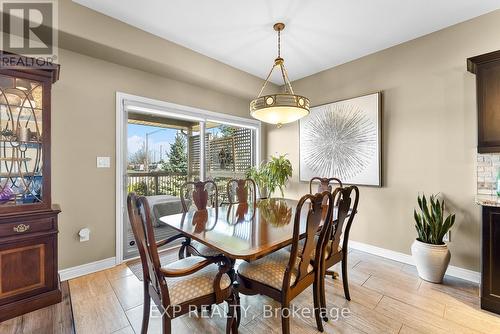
(53, 49, 257, 269)
(50, 1, 273, 270)
(58, 0, 269, 100)
(267, 10, 500, 271)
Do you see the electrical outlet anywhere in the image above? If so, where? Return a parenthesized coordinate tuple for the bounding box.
(79, 228, 90, 242)
(97, 156, 111, 168)
(443, 231, 450, 242)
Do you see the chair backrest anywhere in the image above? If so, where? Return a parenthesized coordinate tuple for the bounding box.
(329, 185, 359, 256)
(309, 177, 343, 194)
(127, 193, 164, 294)
(226, 178, 256, 204)
(286, 191, 334, 289)
(180, 180, 218, 212)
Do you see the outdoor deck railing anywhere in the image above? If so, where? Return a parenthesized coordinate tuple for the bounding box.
(127, 171, 244, 204)
(127, 171, 188, 196)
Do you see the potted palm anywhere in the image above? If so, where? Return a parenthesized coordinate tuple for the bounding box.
(411, 194, 455, 283)
(246, 154, 292, 199)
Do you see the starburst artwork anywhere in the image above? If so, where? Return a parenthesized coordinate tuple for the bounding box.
(299, 93, 381, 186)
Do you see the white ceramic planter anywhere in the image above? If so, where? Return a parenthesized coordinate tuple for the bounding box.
(411, 239, 450, 283)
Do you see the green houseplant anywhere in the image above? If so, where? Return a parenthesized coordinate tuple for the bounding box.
(246, 154, 292, 198)
(267, 154, 293, 197)
(246, 162, 271, 199)
(411, 194, 455, 283)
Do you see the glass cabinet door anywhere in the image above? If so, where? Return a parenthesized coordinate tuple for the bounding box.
(0, 74, 44, 207)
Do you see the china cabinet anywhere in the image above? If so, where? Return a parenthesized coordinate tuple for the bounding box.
(0, 53, 60, 321)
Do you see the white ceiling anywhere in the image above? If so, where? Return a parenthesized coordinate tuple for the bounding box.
(74, 0, 500, 84)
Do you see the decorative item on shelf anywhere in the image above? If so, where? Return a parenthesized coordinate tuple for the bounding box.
(250, 22, 310, 127)
(246, 154, 292, 199)
(258, 198, 292, 227)
(411, 194, 455, 283)
(0, 128, 13, 138)
(0, 186, 13, 204)
(17, 126, 31, 142)
(299, 92, 382, 186)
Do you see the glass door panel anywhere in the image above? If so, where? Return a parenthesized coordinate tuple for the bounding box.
(204, 122, 255, 205)
(0, 75, 44, 206)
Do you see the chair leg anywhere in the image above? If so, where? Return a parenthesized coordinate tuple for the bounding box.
(233, 291, 241, 334)
(141, 283, 150, 334)
(233, 281, 241, 329)
(281, 301, 291, 334)
(313, 280, 325, 332)
(226, 294, 237, 334)
(162, 315, 171, 334)
(342, 253, 351, 301)
(319, 270, 328, 322)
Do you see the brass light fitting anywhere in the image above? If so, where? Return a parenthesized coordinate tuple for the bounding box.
(250, 23, 310, 127)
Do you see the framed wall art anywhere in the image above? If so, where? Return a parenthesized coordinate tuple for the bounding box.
(299, 92, 382, 186)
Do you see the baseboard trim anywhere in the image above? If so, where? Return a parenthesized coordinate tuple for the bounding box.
(59, 242, 481, 284)
(349, 241, 481, 284)
(59, 257, 116, 281)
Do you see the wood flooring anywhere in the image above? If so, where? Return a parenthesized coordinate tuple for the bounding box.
(2, 248, 500, 334)
(0, 281, 75, 334)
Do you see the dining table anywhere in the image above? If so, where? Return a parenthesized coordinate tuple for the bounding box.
(159, 198, 343, 262)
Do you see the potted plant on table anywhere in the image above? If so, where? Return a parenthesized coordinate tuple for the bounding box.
(411, 194, 455, 283)
(246, 154, 292, 199)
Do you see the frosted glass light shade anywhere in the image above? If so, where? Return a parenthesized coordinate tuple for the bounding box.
(250, 93, 310, 126)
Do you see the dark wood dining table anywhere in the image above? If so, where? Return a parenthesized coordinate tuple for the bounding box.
(159, 198, 340, 261)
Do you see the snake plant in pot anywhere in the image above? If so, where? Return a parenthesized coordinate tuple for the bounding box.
(411, 194, 455, 283)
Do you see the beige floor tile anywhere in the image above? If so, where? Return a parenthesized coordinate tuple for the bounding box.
(105, 263, 134, 282)
(72, 292, 130, 334)
(444, 303, 500, 333)
(112, 326, 135, 334)
(110, 274, 145, 311)
(399, 324, 427, 334)
(125, 303, 191, 334)
(69, 270, 114, 302)
(363, 275, 445, 316)
(326, 275, 383, 309)
(375, 296, 481, 334)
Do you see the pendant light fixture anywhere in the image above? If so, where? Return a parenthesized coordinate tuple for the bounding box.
(250, 22, 310, 127)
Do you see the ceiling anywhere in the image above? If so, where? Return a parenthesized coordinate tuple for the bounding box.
(73, 0, 500, 84)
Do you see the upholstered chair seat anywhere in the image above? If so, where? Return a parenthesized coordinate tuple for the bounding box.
(237, 249, 313, 290)
(163, 256, 232, 305)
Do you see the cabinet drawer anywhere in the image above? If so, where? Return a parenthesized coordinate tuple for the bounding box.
(0, 217, 56, 238)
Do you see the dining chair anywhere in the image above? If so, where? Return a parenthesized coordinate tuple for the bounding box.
(237, 191, 334, 334)
(309, 176, 343, 194)
(127, 193, 238, 334)
(179, 180, 223, 259)
(320, 185, 359, 310)
(226, 178, 257, 205)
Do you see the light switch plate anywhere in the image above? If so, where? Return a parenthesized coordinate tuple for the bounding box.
(97, 156, 111, 168)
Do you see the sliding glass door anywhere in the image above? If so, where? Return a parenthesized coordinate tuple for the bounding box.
(120, 97, 260, 260)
